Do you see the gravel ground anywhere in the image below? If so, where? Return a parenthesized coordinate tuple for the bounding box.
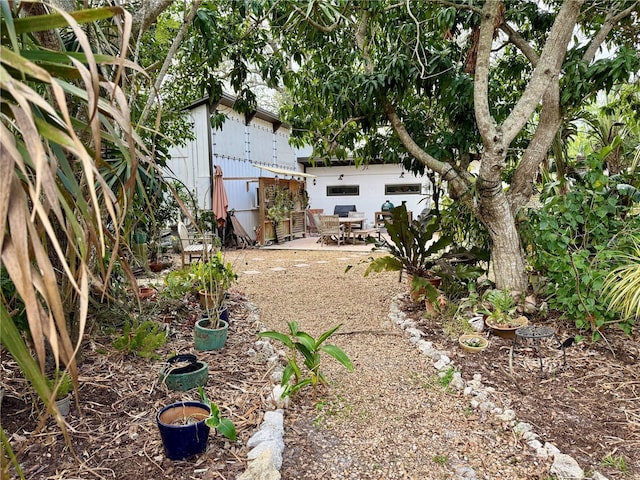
(227, 248, 548, 479)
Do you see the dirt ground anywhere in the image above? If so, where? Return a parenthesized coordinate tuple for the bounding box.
(1, 248, 639, 479)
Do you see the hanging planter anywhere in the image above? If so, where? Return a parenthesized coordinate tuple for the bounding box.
(160, 354, 209, 392)
(156, 401, 211, 460)
(194, 318, 229, 351)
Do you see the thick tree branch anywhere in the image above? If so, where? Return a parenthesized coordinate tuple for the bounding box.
(474, 0, 499, 148)
(502, 0, 584, 145)
(131, 0, 175, 38)
(508, 79, 561, 213)
(383, 101, 472, 204)
(499, 22, 539, 65)
(583, 1, 639, 63)
(139, 0, 203, 126)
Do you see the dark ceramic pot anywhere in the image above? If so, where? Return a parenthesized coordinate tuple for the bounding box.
(156, 401, 211, 460)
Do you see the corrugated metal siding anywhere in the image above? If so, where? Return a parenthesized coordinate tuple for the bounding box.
(167, 99, 303, 241)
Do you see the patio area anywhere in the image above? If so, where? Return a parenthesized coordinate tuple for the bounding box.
(260, 231, 391, 252)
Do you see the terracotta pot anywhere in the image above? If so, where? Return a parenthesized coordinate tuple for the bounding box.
(138, 287, 156, 300)
(485, 315, 529, 339)
(406, 274, 441, 303)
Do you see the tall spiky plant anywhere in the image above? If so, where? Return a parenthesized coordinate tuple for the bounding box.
(1, 3, 151, 477)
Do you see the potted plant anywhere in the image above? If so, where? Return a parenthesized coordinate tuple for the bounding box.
(480, 289, 529, 338)
(192, 252, 236, 351)
(458, 334, 489, 353)
(363, 205, 453, 304)
(266, 186, 291, 243)
(47, 370, 73, 416)
(156, 388, 236, 461)
(192, 251, 237, 320)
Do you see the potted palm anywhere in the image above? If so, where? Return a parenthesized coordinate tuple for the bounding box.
(363, 205, 452, 304)
(480, 289, 529, 339)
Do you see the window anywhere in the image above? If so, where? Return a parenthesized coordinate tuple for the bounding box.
(385, 184, 421, 195)
(327, 185, 359, 196)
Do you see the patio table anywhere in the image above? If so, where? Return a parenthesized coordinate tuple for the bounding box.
(339, 217, 365, 243)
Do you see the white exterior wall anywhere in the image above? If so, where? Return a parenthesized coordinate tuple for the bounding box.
(305, 163, 432, 227)
(167, 101, 303, 241)
(167, 105, 212, 209)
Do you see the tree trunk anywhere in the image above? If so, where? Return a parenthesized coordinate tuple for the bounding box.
(478, 175, 528, 294)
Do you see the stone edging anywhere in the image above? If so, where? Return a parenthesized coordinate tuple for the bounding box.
(236, 294, 610, 480)
(389, 293, 609, 480)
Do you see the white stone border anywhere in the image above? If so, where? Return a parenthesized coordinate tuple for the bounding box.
(390, 293, 607, 480)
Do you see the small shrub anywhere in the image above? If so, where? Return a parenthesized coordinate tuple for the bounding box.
(258, 322, 353, 398)
(163, 268, 197, 299)
(113, 319, 167, 359)
(524, 148, 640, 338)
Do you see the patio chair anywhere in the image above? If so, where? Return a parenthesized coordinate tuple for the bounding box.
(177, 221, 214, 266)
(347, 211, 366, 242)
(318, 214, 343, 247)
(306, 208, 324, 236)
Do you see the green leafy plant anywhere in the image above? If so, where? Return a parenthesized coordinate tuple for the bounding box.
(197, 387, 237, 441)
(257, 322, 354, 398)
(192, 251, 237, 318)
(113, 320, 167, 359)
(363, 205, 453, 280)
(163, 268, 197, 299)
(480, 289, 517, 325)
(524, 147, 639, 337)
(266, 186, 292, 223)
(46, 370, 73, 401)
(602, 235, 640, 331)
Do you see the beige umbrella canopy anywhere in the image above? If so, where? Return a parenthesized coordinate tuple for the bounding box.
(212, 165, 229, 229)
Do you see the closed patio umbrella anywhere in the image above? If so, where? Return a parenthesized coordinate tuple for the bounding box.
(212, 165, 229, 238)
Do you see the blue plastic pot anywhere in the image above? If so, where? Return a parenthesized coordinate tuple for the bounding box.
(156, 401, 211, 460)
(219, 306, 229, 323)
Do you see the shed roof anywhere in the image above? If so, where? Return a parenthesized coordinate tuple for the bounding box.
(186, 93, 288, 131)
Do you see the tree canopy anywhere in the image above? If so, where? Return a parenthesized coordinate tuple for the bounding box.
(186, 0, 639, 292)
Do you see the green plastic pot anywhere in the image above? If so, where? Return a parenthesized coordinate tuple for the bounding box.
(194, 318, 229, 351)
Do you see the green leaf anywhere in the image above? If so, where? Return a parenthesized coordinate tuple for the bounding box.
(216, 418, 237, 441)
(257, 330, 294, 348)
(321, 344, 354, 371)
(316, 323, 342, 347)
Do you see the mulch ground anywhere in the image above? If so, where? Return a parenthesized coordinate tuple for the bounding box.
(1, 288, 268, 480)
(400, 297, 640, 479)
(1, 249, 639, 479)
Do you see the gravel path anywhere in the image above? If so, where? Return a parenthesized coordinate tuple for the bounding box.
(228, 249, 547, 479)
